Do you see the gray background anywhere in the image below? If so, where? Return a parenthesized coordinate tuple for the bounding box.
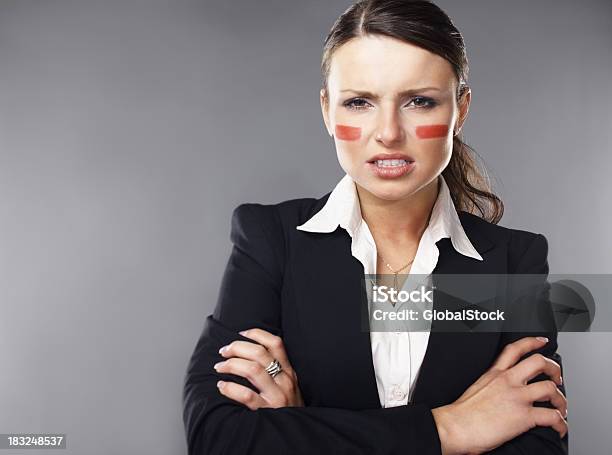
(1, 0, 610, 453)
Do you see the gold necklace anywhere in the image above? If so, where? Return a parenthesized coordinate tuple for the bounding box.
(377, 253, 415, 292)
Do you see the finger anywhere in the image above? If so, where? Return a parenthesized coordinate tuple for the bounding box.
(219, 340, 297, 401)
(492, 336, 549, 370)
(510, 353, 562, 386)
(273, 369, 299, 395)
(214, 358, 286, 404)
(240, 328, 295, 378)
(217, 380, 268, 410)
(219, 340, 275, 370)
(530, 407, 568, 438)
(524, 380, 568, 418)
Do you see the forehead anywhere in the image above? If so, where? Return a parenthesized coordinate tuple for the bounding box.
(328, 34, 457, 93)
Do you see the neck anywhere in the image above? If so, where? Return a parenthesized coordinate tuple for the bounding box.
(356, 176, 440, 244)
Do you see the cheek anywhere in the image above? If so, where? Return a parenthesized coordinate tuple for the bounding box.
(415, 124, 449, 139)
(335, 124, 361, 141)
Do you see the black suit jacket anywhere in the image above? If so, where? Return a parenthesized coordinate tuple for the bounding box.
(183, 191, 568, 454)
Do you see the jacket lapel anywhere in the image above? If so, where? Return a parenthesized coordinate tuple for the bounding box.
(293, 221, 383, 409)
(410, 219, 499, 407)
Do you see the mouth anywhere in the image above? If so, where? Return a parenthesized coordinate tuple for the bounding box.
(367, 154, 415, 167)
(366, 158, 416, 179)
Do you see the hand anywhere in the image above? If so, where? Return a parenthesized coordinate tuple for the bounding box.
(214, 328, 304, 410)
(432, 336, 568, 455)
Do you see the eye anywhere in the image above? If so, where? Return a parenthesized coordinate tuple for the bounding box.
(343, 98, 372, 111)
(407, 96, 437, 109)
(343, 96, 437, 111)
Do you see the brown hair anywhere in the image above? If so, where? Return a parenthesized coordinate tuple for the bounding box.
(321, 0, 504, 224)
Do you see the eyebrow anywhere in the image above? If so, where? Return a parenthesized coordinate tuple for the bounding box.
(340, 87, 442, 97)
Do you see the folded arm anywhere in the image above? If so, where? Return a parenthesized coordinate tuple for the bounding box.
(487, 233, 568, 454)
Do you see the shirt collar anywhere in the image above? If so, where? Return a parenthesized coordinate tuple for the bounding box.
(296, 173, 483, 261)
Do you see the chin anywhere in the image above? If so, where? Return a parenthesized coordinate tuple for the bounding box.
(364, 180, 422, 201)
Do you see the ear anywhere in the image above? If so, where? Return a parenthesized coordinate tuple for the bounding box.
(320, 88, 333, 137)
(455, 87, 471, 135)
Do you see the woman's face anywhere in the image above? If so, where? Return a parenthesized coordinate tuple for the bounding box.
(320, 34, 470, 201)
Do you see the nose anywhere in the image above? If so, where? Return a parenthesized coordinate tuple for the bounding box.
(375, 106, 405, 145)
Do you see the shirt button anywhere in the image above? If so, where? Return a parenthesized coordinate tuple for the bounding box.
(390, 385, 406, 401)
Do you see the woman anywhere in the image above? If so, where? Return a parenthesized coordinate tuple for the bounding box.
(183, 1, 568, 453)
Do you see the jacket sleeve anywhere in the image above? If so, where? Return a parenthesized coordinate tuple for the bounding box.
(487, 233, 569, 454)
(182, 203, 443, 455)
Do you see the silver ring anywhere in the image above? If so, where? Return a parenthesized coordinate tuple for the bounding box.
(265, 359, 282, 378)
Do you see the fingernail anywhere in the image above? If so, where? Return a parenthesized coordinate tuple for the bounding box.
(239, 330, 248, 336)
(213, 362, 225, 370)
(560, 375, 563, 385)
(536, 336, 549, 343)
(217, 380, 225, 389)
(218, 345, 228, 354)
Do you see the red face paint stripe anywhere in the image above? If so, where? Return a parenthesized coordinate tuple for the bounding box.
(335, 124, 361, 141)
(415, 124, 449, 139)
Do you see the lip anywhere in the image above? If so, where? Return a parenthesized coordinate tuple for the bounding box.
(366, 160, 416, 179)
(367, 153, 415, 163)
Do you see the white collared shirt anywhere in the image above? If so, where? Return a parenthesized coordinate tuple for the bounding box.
(296, 173, 483, 408)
